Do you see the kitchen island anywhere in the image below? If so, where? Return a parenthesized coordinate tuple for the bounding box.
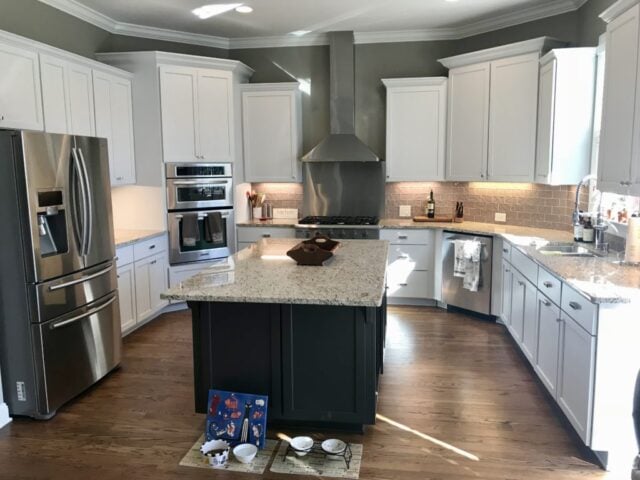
(162, 238, 389, 430)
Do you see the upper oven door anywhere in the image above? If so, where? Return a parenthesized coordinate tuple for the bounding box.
(166, 178, 233, 210)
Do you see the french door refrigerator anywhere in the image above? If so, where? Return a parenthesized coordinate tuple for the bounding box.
(0, 130, 121, 419)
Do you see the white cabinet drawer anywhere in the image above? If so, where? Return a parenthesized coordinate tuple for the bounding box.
(387, 270, 433, 299)
(501, 241, 512, 262)
(381, 229, 433, 245)
(561, 285, 598, 335)
(538, 267, 561, 307)
(388, 244, 433, 271)
(133, 235, 168, 261)
(115, 245, 134, 267)
(237, 227, 295, 243)
(511, 247, 538, 285)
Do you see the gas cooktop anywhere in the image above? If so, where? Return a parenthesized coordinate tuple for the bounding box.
(297, 216, 380, 226)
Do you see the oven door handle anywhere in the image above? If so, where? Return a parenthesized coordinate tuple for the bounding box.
(171, 180, 231, 186)
(174, 212, 231, 219)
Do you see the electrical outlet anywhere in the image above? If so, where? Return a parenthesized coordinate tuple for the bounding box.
(399, 205, 412, 218)
(273, 208, 299, 219)
(495, 212, 507, 222)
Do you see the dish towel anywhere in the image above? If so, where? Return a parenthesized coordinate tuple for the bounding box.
(182, 214, 199, 247)
(453, 240, 482, 292)
(204, 212, 224, 244)
(453, 240, 468, 277)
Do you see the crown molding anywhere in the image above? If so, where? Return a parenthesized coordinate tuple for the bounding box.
(382, 77, 448, 88)
(600, 0, 640, 23)
(39, 0, 591, 50)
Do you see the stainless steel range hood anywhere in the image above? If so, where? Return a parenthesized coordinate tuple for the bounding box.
(302, 31, 380, 162)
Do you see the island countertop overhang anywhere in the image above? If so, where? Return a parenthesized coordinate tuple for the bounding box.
(161, 238, 389, 307)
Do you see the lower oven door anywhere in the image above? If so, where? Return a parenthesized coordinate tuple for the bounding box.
(168, 209, 235, 265)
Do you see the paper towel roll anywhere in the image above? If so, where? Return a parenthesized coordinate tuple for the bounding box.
(625, 216, 640, 263)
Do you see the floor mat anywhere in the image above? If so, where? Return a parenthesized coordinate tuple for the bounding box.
(269, 441, 363, 479)
(179, 434, 279, 474)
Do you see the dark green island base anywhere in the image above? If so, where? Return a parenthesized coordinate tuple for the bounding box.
(189, 294, 387, 431)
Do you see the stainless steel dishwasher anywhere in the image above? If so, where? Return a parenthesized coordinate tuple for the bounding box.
(442, 231, 493, 315)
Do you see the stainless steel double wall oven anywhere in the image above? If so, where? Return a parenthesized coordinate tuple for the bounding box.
(166, 163, 234, 265)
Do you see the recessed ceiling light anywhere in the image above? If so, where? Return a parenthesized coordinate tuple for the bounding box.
(192, 4, 242, 19)
(290, 30, 311, 37)
(235, 5, 253, 13)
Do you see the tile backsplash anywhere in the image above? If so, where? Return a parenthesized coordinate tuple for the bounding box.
(251, 182, 587, 232)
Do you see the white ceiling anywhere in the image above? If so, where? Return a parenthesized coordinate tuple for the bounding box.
(39, 0, 588, 48)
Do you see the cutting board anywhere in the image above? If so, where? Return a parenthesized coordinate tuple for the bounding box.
(412, 215, 463, 223)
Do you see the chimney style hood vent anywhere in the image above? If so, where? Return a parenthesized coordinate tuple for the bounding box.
(302, 31, 380, 162)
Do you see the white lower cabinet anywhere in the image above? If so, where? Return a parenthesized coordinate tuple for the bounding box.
(520, 277, 539, 364)
(535, 292, 561, 396)
(509, 271, 526, 343)
(500, 260, 513, 326)
(557, 312, 596, 444)
(117, 263, 136, 333)
(115, 235, 169, 335)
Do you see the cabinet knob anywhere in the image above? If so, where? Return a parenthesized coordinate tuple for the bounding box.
(0, 115, 4, 121)
(150, 260, 157, 265)
(480, 173, 485, 179)
(262, 234, 271, 238)
(556, 318, 562, 323)
(116, 176, 124, 181)
(398, 283, 408, 287)
(568, 301, 582, 311)
(398, 235, 408, 240)
(505, 268, 510, 273)
(543, 281, 553, 288)
(518, 280, 525, 287)
(542, 299, 551, 307)
(149, 245, 156, 250)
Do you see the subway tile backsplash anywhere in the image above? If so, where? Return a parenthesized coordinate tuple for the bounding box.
(251, 182, 587, 232)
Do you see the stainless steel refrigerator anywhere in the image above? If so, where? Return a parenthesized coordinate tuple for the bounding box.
(0, 130, 121, 419)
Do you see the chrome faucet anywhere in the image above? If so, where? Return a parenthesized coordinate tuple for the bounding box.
(593, 212, 609, 253)
(573, 174, 597, 227)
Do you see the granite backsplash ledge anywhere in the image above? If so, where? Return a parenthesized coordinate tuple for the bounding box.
(250, 181, 586, 232)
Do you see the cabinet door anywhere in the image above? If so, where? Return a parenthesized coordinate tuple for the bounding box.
(510, 271, 526, 343)
(598, 4, 640, 194)
(117, 263, 136, 333)
(148, 253, 168, 312)
(535, 59, 557, 183)
(40, 54, 70, 134)
(134, 258, 153, 322)
(446, 63, 490, 181)
(0, 42, 43, 130)
(557, 314, 596, 445)
(501, 260, 513, 326)
(160, 66, 198, 163)
(386, 82, 446, 181)
(67, 63, 95, 136)
(488, 54, 539, 182)
(243, 90, 300, 182)
(109, 77, 136, 185)
(520, 278, 539, 364)
(197, 69, 233, 162)
(535, 293, 561, 396)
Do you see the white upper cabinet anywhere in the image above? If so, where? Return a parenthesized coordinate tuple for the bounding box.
(241, 83, 302, 182)
(487, 53, 539, 182)
(536, 49, 596, 185)
(40, 54, 95, 136)
(439, 37, 566, 182)
(93, 70, 136, 186)
(160, 65, 234, 164)
(599, 1, 640, 195)
(0, 41, 43, 131)
(446, 63, 490, 181)
(383, 77, 447, 182)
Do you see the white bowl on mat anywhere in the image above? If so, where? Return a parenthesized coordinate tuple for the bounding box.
(289, 436, 314, 456)
(321, 439, 347, 460)
(233, 443, 258, 464)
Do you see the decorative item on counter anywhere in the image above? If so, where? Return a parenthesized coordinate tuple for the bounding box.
(583, 216, 595, 243)
(619, 207, 629, 224)
(261, 201, 273, 220)
(426, 190, 436, 219)
(455, 201, 464, 223)
(200, 439, 231, 467)
(205, 390, 268, 449)
(287, 235, 340, 266)
(412, 215, 455, 223)
(625, 214, 640, 264)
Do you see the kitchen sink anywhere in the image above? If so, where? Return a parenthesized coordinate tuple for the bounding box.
(537, 243, 599, 257)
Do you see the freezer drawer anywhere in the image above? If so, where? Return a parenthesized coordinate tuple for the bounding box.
(441, 232, 493, 315)
(32, 292, 121, 416)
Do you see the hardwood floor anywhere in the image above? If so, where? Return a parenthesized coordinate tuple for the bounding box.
(0, 306, 611, 479)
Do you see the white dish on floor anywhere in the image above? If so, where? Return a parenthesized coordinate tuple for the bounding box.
(321, 439, 346, 460)
(233, 443, 258, 464)
(289, 436, 314, 456)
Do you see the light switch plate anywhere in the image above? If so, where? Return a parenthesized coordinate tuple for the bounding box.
(495, 212, 507, 222)
(399, 205, 412, 218)
(273, 208, 299, 219)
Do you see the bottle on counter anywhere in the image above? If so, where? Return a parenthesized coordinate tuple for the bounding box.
(583, 217, 595, 243)
(426, 190, 435, 219)
(574, 211, 584, 242)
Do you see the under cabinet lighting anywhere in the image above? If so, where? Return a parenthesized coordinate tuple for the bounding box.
(192, 4, 242, 19)
(290, 30, 311, 36)
(235, 5, 253, 13)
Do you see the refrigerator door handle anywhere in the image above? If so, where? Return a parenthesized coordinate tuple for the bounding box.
(76, 147, 92, 256)
(49, 294, 117, 330)
(48, 264, 114, 291)
(71, 147, 89, 256)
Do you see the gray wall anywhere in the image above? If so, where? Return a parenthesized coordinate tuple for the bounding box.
(578, 0, 617, 46)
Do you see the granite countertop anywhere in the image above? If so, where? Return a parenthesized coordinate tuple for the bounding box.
(161, 238, 389, 307)
(236, 219, 299, 228)
(114, 229, 167, 247)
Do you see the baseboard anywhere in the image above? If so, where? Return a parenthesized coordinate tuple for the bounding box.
(0, 402, 11, 429)
(387, 298, 438, 307)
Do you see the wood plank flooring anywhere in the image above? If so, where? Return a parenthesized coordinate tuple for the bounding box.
(0, 307, 611, 479)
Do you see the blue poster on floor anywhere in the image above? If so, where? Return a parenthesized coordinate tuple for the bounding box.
(205, 389, 268, 449)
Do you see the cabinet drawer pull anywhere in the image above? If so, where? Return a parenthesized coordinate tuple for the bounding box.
(502, 248, 509, 253)
(518, 280, 525, 287)
(398, 283, 408, 287)
(398, 235, 408, 240)
(262, 234, 271, 238)
(556, 318, 562, 323)
(149, 245, 156, 250)
(568, 301, 582, 311)
(150, 260, 157, 265)
(398, 254, 409, 259)
(543, 281, 553, 288)
(505, 269, 510, 273)
(542, 299, 551, 307)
